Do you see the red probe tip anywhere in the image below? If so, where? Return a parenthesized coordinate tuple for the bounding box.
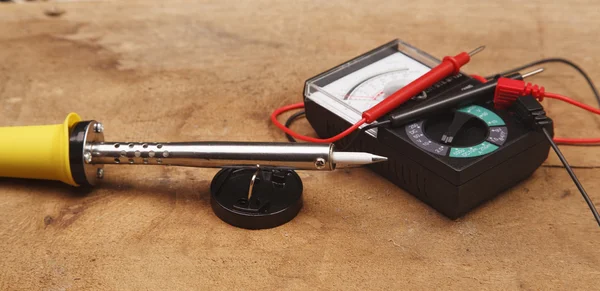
(468, 46, 486, 57)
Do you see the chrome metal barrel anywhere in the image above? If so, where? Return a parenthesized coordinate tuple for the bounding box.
(88, 142, 334, 170)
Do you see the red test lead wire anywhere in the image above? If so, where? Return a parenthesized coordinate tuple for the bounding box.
(544, 92, 600, 144)
(470, 74, 488, 84)
(270, 102, 366, 143)
(361, 46, 485, 123)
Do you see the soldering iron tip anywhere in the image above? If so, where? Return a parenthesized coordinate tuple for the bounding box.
(521, 68, 545, 79)
(371, 155, 388, 163)
(468, 45, 486, 57)
(331, 152, 388, 166)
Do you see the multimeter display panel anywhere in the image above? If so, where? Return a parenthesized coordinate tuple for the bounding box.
(304, 40, 437, 132)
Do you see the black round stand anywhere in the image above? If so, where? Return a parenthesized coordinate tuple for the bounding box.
(210, 168, 303, 230)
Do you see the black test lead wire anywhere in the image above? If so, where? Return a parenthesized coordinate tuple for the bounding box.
(542, 127, 600, 227)
(493, 66, 600, 226)
(284, 111, 307, 142)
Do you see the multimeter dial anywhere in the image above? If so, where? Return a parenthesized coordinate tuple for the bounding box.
(345, 69, 427, 113)
(305, 51, 431, 126)
(405, 105, 508, 158)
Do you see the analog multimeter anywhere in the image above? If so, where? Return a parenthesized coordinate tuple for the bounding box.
(303, 39, 552, 218)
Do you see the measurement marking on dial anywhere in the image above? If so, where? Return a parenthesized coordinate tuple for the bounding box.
(405, 105, 509, 158)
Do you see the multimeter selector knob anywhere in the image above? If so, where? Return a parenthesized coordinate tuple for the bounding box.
(424, 111, 488, 147)
(405, 105, 508, 158)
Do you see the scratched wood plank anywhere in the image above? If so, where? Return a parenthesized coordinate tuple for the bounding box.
(0, 0, 599, 289)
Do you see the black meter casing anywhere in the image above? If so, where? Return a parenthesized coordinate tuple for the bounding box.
(303, 40, 552, 218)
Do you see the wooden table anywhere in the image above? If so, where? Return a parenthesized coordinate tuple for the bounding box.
(1, 0, 599, 289)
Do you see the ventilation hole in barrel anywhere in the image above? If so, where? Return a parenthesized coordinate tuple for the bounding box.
(114, 143, 120, 148)
(157, 144, 163, 149)
(128, 143, 134, 148)
(142, 143, 148, 149)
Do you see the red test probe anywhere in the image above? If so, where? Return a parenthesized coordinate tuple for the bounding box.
(362, 45, 485, 123)
(271, 46, 486, 143)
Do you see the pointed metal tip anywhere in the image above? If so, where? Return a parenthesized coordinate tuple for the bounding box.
(521, 68, 545, 79)
(468, 45, 486, 57)
(371, 155, 388, 163)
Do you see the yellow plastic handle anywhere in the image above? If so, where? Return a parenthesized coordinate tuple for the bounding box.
(0, 113, 81, 186)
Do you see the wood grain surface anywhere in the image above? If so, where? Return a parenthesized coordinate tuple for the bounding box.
(1, 0, 599, 289)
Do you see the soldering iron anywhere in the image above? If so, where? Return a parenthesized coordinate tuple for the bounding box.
(0, 114, 386, 187)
